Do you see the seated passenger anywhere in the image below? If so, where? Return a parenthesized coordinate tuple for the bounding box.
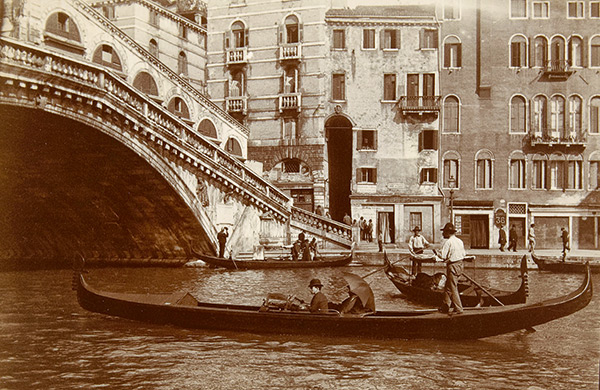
(305, 278, 329, 313)
(336, 285, 375, 314)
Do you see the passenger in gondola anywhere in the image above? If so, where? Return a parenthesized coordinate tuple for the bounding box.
(291, 232, 306, 261)
(336, 286, 376, 314)
(308, 238, 318, 260)
(300, 278, 329, 313)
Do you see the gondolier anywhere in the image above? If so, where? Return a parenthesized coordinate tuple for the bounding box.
(217, 227, 229, 258)
(408, 226, 429, 255)
(435, 223, 466, 315)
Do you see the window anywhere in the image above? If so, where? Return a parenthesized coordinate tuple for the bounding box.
(420, 29, 438, 49)
(550, 96, 565, 138)
(550, 37, 566, 70)
(382, 29, 400, 50)
(333, 29, 345, 49)
(549, 156, 566, 190)
(179, 24, 187, 40)
(592, 2, 600, 18)
(283, 118, 297, 139)
(45, 12, 81, 42)
(228, 70, 244, 97)
(568, 96, 582, 136)
(285, 15, 299, 44)
(231, 21, 246, 48)
(420, 168, 438, 184)
(198, 119, 217, 138)
(149, 39, 158, 57)
(476, 150, 493, 189)
(443, 0, 460, 19)
(283, 159, 301, 173)
(92, 44, 122, 72)
(409, 213, 422, 232)
(283, 68, 298, 93)
(357, 130, 377, 150)
(178, 51, 188, 76)
(532, 1, 549, 18)
(533, 36, 548, 68)
(225, 138, 243, 157)
(590, 154, 600, 189)
(133, 71, 159, 96)
(444, 36, 462, 68)
(383, 74, 396, 101)
(532, 156, 548, 189)
(332, 73, 345, 101)
(591, 97, 600, 133)
(102, 6, 115, 19)
(511, 96, 527, 133)
(510, 0, 527, 18)
(363, 29, 375, 49)
(532, 95, 548, 136)
(443, 153, 459, 188)
(419, 130, 438, 151)
(591, 36, 600, 67)
(168, 97, 190, 119)
(443, 96, 460, 133)
(569, 37, 583, 67)
(509, 157, 526, 189)
(566, 158, 583, 189)
(357, 168, 377, 183)
(58, 13, 70, 33)
(149, 10, 159, 26)
(568, 2, 584, 18)
(510, 36, 527, 67)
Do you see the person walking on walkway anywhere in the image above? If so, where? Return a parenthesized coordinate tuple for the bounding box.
(217, 227, 229, 258)
(561, 227, 570, 260)
(528, 223, 536, 253)
(508, 224, 518, 252)
(434, 223, 465, 315)
(498, 227, 507, 252)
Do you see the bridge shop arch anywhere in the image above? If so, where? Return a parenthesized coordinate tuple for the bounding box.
(325, 114, 353, 222)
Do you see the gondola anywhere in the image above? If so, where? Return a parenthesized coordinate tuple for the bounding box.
(531, 253, 600, 273)
(72, 264, 592, 340)
(384, 252, 529, 307)
(189, 249, 353, 269)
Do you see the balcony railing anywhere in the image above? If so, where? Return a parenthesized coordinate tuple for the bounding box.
(226, 47, 248, 65)
(529, 129, 587, 146)
(398, 96, 441, 113)
(542, 60, 573, 79)
(278, 93, 301, 112)
(226, 96, 248, 114)
(279, 43, 302, 61)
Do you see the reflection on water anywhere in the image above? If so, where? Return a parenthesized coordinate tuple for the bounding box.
(0, 266, 598, 389)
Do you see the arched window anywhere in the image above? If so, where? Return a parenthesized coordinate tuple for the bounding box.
(569, 36, 583, 67)
(475, 150, 494, 189)
(568, 95, 582, 137)
(92, 44, 122, 72)
(149, 39, 159, 57)
(532, 154, 548, 189)
(45, 12, 81, 42)
(231, 21, 247, 48)
(510, 95, 526, 133)
(550, 36, 566, 71)
(283, 67, 298, 93)
(591, 96, 600, 134)
(532, 95, 547, 137)
(228, 70, 244, 97)
(133, 71, 159, 96)
(443, 96, 459, 133)
(285, 15, 300, 44)
(589, 151, 600, 190)
(225, 137, 243, 157)
(533, 36, 548, 68)
(590, 36, 600, 67)
(509, 151, 526, 189)
(566, 154, 583, 190)
(550, 95, 566, 138)
(197, 119, 217, 138)
(167, 97, 190, 119)
(178, 51, 188, 76)
(443, 36, 461, 68)
(510, 35, 527, 67)
(549, 153, 566, 190)
(443, 151, 460, 188)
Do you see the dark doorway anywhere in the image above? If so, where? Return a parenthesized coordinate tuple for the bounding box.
(470, 215, 489, 249)
(508, 217, 526, 249)
(325, 115, 352, 221)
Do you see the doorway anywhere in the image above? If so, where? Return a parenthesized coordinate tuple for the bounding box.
(378, 211, 395, 244)
(325, 115, 352, 221)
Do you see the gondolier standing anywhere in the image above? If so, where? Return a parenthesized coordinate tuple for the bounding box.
(217, 227, 228, 258)
(435, 223, 466, 315)
(528, 223, 536, 253)
(408, 226, 429, 255)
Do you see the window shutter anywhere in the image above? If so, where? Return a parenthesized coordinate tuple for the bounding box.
(380, 29, 385, 49)
(433, 30, 439, 48)
(278, 24, 283, 44)
(245, 28, 249, 47)
(418, 131, 424, 152)
(225, 79, 229, 99)
(444, 44, 450, 67)
(356, 131, 362, 150)
(373, 169, 377, 183)
(457, 43, 462, 67)
(373, 131, 378, 150)
(356, 168, 361, 182)
(224, 32, 229, 50)
(432, 131, 438, 150)
(433, 168, 438, 183)
(419, 29, 424, 49)
(299, 23, 304, 42)
(420, 169, 425, 184)
(396, 29, 401, 49)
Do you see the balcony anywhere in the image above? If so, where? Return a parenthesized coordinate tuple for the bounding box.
(226, 96, 248, 115)
(278, 93, 301, 112)
(279, 43, 302, 61)
(542, 60, 573, 80)
(398, 96, 441, 114)
(225, 47, 248, 66)
(529, 130, 587, 147)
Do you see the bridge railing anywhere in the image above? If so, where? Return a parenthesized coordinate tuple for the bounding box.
(290, 207, 352, 244)
(0, 37, 291, 216)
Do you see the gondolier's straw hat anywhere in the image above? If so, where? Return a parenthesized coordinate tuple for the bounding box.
(309, 278, 323, 288)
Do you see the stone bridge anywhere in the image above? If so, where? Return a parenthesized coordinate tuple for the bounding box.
(0, 35, 351, 268)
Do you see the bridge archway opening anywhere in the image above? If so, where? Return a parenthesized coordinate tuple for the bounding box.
(325, 115, 352, 222)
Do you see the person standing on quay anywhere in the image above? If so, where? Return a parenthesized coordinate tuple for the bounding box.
(498, 227, 507, 252)
(434, 223, 466, 315)
(528, 223, 536, 253)
(217, 227, 229, 258)
(508, 224, 518, 252)
(561, 227, 570, 260)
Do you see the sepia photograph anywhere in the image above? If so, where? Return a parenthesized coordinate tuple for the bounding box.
(0, 0, 598, 388)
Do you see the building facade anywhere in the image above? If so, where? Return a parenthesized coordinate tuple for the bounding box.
(438, 0, 600, 250)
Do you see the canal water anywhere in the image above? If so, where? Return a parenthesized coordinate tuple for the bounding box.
(0, 265, 598, 389)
